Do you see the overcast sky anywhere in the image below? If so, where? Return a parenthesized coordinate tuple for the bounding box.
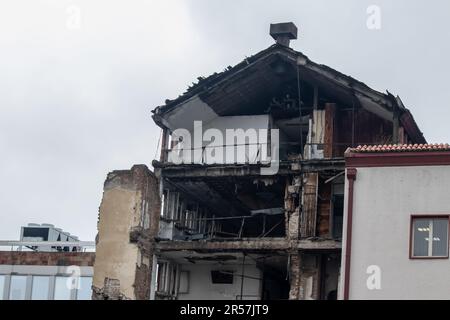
(1, 0, 449, 241)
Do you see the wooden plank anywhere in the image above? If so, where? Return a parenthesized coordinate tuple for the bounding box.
(317, 181, 332, 237)
(300, 172, 318, 238)
(324, 103, 336, 158)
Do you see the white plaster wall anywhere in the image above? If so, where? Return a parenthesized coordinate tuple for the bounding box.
(163, 96, 219, 132)
(177, 263, 262, 300)
(340, 165, 450, 299)
(169, 115, 270, 165)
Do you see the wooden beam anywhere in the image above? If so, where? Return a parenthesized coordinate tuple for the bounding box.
(324, 103, 336, 158)
(155, 238, 341, 251)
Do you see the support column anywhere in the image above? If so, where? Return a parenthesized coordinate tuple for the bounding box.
(289, 253, 321, 300)
(285, 176, 301, 240)
(289, 252, 302, 300)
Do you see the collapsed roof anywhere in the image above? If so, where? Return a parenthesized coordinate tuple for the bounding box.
(151, 42, 426, 144)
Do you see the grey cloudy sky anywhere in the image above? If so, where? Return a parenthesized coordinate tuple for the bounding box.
(1, 0, 449, 241)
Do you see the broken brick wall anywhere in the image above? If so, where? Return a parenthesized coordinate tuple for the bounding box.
(92, 165, 160, 300)
(285, 176, 301, 240)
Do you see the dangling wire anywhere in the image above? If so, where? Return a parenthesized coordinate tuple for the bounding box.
(296, 64, 304, 156)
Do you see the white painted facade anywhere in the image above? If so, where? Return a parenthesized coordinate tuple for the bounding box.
(340, 165, 450, 299)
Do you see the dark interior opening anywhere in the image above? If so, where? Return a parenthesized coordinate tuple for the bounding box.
(332, 195, 344, 239)
(211, 270, 234, 284)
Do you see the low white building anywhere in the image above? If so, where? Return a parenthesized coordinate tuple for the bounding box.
(0, 224, 95, 300)
(339, 144, 450, 299)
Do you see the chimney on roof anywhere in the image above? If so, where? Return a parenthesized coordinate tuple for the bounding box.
(270, 22, 298, 47)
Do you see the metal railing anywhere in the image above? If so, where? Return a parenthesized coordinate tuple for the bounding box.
(180, 213, 285, 240)
(0, 240, 96, 252)
(161, 140, 394, 164)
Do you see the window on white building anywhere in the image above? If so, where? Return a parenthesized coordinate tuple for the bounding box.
(9, 275, 27, 300)
(76, 277, 93, 300)
(31, 276, 50, 300)
(156, 261, 179, 297)
(54, 276, 72, 300)
(411, 216, 449, 258)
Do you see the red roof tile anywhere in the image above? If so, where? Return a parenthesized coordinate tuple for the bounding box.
(348, 143, 450, 153)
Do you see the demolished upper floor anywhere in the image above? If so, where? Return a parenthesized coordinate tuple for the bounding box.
(151, 22, 426, 171)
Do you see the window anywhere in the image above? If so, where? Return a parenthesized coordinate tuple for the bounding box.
(156, 261, 179, 296)
(54, 276, 72, 300)
(178, 271, 189, 294)
(211, 270, 234, 284)
(161, 190, 180, 220)
(0, 275, 5, 300)
(411, 216, 449, 258)
(76, 277, 92, 300)
(156, 262, 167, 292)
(9, 275, 27, 300)
(31, 276, 50, 300)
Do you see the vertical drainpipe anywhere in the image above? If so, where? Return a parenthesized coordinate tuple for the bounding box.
(343, 168, 357, 300)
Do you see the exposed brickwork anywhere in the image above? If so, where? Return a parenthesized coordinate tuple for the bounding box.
(301, 173, 318, 238)
(92, 278, 129, 300)
(285, 176, 301, 240)
(134, 259, 151, 300)
(93, 164, 160, 300)
(288, 253, 301, 299)
(0, 251, 95, 266)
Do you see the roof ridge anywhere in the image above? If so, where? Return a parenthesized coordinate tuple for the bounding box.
(347, 143, 450, 153)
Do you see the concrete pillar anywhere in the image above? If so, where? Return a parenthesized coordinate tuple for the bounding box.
(289, 252, 302, 299)
(285, 176, 301, 240)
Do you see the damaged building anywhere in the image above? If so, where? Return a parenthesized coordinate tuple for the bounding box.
(92, 22, 426, 300)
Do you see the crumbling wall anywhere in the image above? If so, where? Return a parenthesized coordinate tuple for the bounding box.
(92, 165, 160, 300)
(285, 176, 301, 240)
(300, 173, 318, 238)
(289, 253, 322, 300)
(288, 252, 302, 299)
(317, 180, 332, 237)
